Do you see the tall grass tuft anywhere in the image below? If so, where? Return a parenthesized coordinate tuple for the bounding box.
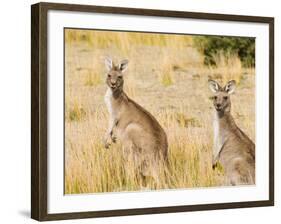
(68, 101, 86, 122)
(160, 71, 174, 86)
(158, 57, 174, 86)
(207, 51, 244, 84)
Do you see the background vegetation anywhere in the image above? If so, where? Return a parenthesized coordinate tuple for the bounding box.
(194, 36, 255, 67)
(64, 29, 255, 194)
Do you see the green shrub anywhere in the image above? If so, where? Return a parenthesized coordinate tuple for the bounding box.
(194, 36, 255, 67)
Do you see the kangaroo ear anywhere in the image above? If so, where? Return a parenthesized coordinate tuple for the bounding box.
(119, 59, 129, 72)
(105, 57, 113, 71)
(208, 79, 221, 93)
(224, 80, 236, 94)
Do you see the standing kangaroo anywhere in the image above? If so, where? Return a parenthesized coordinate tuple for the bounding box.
(208, 79, 255, 185)
(104, 57, 168, 182)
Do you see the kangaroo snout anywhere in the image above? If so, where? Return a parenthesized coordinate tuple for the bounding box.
(215, 103, 222, 110)
(110, 81, 117, 87)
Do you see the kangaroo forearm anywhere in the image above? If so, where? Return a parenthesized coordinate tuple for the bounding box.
(107, 117, 118, 136)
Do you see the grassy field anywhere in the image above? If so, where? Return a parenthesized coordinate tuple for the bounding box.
(64, 29, 255, 194)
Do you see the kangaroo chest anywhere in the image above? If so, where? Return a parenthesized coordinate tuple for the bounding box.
(104, 88, 114, 117)
(104, 88, 122, 120)
(213, 113, 228, 161)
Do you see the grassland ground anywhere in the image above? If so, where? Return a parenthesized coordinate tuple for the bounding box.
(64, 30, 255, 194)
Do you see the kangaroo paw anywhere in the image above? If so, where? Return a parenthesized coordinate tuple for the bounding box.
(104, 136, 112, 149)
(112, 135, 117, 143)
(104, 142, 111, 149)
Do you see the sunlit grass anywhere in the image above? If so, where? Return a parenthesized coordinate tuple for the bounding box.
(158, 55, 175, 86)
(208, 51, 245, 84)
(65, 29, 193, 49)
(67, 101, 86, 122)
(160, 71, 174, 86)
(64, 29, 255, 194)
(84, 70, 102, 87)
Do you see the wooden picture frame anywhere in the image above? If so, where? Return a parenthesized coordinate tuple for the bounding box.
(31, 2, 274, 221)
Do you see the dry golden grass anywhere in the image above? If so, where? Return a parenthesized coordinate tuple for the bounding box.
(64, 29, 255, 194)
(208, 51, 243, 84)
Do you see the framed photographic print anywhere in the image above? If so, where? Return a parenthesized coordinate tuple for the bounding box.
(31, 2, 274, 221)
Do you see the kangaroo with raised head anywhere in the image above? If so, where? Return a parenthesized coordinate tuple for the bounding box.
(208, 79, 255, 185)
(104, 57, 168, 182)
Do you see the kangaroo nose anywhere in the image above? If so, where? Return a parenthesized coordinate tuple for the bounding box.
(216, 104, 221, 108)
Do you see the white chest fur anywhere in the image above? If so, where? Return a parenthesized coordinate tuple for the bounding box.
(213, 112, 226, 162)
(104, 88, 117, 136)
(104, 88, 114, 117)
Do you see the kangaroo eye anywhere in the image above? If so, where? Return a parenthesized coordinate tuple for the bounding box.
(214, 96, 217, 100)
(117, 76, 122, 79)
(223, 96, 228, 100)
(107, 74, 111, 78)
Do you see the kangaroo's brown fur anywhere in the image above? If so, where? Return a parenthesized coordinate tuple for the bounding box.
(104, 57, 168, 181)
(209, 79, 255, 185)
